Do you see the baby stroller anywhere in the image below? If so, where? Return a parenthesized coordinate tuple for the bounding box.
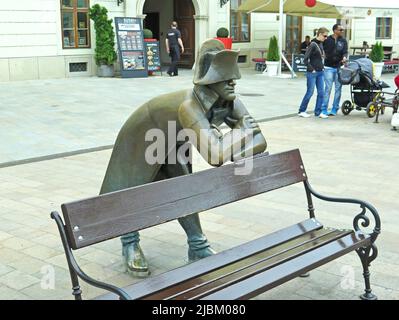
(339, 58, 390, 118)
(371, 74, 399, 124)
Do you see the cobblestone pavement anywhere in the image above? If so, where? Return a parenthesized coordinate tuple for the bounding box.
(0, 111, 398, 300)
(0, 67, 396, 164)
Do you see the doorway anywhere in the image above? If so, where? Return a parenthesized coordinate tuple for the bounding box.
(143, 0, 195, 68)
(174, 0, 195, 68)
(143, 12, 160, 40)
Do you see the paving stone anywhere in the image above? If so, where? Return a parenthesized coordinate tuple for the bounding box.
(0, 285, 31, 300)
(0, 84, 399, 299)
(0, 270, 40, 291)
(22, 245, 62, 260)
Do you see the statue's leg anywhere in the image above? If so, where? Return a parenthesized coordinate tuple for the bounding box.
(121, 232, 150, 277)
(163, 153, 216, 262)
(178, 212, 216, 262)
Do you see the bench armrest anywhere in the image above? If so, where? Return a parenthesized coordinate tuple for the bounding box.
(51, 211, 131, 300)
(304, 181, 381, 243)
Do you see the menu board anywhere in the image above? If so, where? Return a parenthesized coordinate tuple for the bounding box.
(292, 54, 307, 73)
(115, 17, 148, 78)
(145, 40, 161, 71)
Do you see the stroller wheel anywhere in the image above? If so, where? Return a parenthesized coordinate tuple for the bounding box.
(366, 102, 377, 118)
(341, 100, 353, 115)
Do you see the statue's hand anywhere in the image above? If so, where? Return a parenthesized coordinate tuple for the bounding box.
(233, 115, 261, 135)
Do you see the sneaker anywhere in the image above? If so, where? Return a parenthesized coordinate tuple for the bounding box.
(298, 112, 311, 118)
(319, 113, 329, 119)
(328, 111, 337, 116)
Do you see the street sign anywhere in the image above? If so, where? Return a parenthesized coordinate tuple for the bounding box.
(292, 54, 307, 72)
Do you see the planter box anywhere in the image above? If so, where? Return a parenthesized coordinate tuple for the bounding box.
(266, 61, 279, 77)
(373, 62, 384, 79)
(97, 64, 114, 77)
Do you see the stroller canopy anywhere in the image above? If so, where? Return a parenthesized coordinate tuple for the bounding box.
(339, 58, 373, 85)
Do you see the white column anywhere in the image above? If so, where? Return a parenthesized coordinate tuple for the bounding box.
(125, 0, 137, 17)
(278, 0, 284, 76)
(193, 15, 209, 52)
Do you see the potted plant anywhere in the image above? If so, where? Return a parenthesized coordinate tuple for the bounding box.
(369, 41, 385, 79)
(266, 36, 280, 77)
(89, 4, 117, 77)
(215, 27, 232, 49)
(143, 29, 155, 41)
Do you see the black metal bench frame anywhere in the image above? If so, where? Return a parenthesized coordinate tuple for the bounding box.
(51, 149, 381, 300)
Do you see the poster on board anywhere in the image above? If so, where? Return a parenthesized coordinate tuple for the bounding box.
(115, 17, 148, 78)
(145, 40, 161, 72)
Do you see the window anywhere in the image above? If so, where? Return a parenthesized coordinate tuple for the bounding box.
(376, 17, 392, 39)
(61, 0, 90, 48)
(230, 0, 250, 42)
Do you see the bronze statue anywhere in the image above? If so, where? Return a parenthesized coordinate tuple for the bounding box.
(100, 39, 267, 277)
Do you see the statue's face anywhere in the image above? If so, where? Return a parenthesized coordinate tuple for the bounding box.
(208, 79, 237, 101)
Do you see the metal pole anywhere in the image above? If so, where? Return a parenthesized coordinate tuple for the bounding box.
(278, 0, 284, 76)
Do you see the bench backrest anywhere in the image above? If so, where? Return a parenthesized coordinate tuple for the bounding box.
(61, 149, 307, 250)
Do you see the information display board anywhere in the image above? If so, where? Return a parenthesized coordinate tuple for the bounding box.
(292, 54, 307, 73)
(145, 40, 161, 72)
(115, 17, 148, 78)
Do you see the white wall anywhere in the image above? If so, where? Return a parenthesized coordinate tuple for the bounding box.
(302, 16, 336, 40)
(352, 16, 399, 54)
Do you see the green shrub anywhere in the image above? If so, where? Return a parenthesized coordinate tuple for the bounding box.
(89, 4, 117, 66)
(369, 42, 385, 63)
(143, 29, 153, 39)
(216, 27, 229, 38)
(266, 36, 280, 62)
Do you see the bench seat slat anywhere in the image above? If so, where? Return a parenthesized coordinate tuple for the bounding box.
(148, 228, 349, 300)
(63, 150, 305, 249)
(95, 218, 321, 300)
(202, 232, 370, 300)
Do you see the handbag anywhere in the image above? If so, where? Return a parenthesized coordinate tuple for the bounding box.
(391, 112, 399, 127)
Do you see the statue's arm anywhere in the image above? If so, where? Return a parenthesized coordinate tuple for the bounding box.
(225, 99, 267, 159)
(179, 101, 255, 167)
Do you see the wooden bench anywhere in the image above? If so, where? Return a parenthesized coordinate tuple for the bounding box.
(51, 149, 381, 300)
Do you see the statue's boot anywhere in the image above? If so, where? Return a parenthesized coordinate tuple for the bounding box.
(178, 213, 216, 263)
(121, 232, 150, 277)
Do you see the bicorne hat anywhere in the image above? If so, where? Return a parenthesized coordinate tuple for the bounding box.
(193, 39, 241, 85)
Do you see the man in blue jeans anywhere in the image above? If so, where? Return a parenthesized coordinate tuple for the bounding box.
(321, 24, 348, 116)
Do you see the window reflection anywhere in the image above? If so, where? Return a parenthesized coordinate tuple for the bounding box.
(230, 0, 251, 42)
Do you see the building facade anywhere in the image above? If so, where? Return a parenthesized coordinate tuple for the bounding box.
(0, 0, 398, 82)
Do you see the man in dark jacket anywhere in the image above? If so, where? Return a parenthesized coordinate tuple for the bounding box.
(300, 36, 311, 54)
(321, 24, 348, 116)
(166, 21, 184, 76)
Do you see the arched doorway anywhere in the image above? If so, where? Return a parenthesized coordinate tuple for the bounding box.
(141, 0, 196, 68)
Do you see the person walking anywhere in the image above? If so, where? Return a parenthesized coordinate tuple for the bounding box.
(298, 27, 329, 118)
(321, 24, 349, 116)
(165, 21, 184, 77)
(300, 36, 311, 54)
